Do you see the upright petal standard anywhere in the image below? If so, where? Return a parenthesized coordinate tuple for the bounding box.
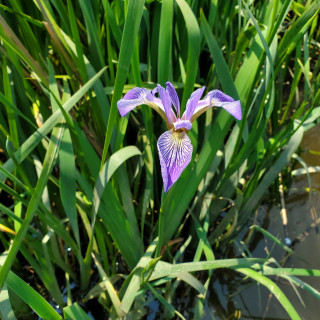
(117, 82, 242, 192)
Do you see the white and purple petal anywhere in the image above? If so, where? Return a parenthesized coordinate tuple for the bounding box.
(184, 86, 206, 121)
(173, 119, 192, 131)
(117, 87, 168, 118)
(117, 88, 151, 117)
(193, 90, 242, 121)
(157, 130, 193, 192)
(157, 84, 177, 126)
(166, 82, 180, 117)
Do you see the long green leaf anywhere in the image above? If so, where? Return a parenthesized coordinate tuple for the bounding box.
(0, 67, 107, 183)
(0, 124, 64, 289)
(101, 0, 145, 164)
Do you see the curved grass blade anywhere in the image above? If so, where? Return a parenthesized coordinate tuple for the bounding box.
(276, 2, 320, 65)
(236, 268, 301, 319)
(0, 254, 62, 320)
(92, 253, 124, 318)
(81, 146, 142, 289)
(149, 258, 266, 281)
(0, 67, 107, 183)
(120, 238, 158, 314)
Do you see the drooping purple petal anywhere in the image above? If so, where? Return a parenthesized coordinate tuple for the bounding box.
(220, 100, 242, 120)
(117, 88, 150, 117)
(184, 86, 206, 121)
(173, 119, 192, 131)
(157, 84, 177, 126)
(193, 90, 242, 121)
(166, 82, 180, 117)
(117, 87, 166, 117)
(157, 130, 193, 192)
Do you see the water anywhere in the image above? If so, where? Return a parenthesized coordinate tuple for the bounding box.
(210, 124, 320, 319)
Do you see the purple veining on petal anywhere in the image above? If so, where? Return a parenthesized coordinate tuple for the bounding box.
(184, 86, 206, 120)
(193, 90, 242, 121)
(173, 119, 192, 131)
(166, 82, 180, 117)
(157, 84, 177, 126)
(117, 88, 150, 117)
(157, 130, 193, 192)
(209, 90, 235, 104)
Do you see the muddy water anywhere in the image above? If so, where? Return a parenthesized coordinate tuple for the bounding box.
(211, 124, 320, 319)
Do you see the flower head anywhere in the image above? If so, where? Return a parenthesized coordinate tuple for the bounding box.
(117, 82, 241, 192)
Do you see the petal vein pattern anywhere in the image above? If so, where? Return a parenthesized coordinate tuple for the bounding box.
(157, 130, 193, 192)
(117, 83, 241, 192)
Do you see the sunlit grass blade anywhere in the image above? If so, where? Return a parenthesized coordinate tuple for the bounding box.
(64, 303, 92, 320)
(236, 268, 301, 319)
(0, 283, 17, 320)
(120, 238, 158, 314)
(0, 66, 107, 183)
(92, 253, 124, 318)
(101, 0, 145, 164)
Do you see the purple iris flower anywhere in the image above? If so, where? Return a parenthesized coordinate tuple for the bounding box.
(117, 82, 242, 192)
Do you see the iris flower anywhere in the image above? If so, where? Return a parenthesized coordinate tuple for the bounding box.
(117, 82, 242, 192)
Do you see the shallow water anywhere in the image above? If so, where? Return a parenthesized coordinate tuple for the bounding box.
(210, 124, 320, 319)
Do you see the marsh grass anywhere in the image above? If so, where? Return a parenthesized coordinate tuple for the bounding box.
(0, 0, 320, 319)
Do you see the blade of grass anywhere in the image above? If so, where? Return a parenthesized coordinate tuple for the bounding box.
(176, 0, 201, 108)
(240, 122, 304, 222)
(158, 0, 173, 84)
(81, 146, 142, 289)
(0, 123, 65, 289)
(0, 283, 17, 320)
(236, 268, 301, 319)
(0, 67, 107, 183)
(0, 253, 62, 320)
(92, 254, 124, 318)
(63, 303, 92, 320)
(101, 0, 145, 164)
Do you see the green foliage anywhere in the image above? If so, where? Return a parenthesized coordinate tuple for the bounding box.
(0, 0, 319, 319)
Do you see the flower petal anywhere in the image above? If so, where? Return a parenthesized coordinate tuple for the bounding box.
(173, 119, 192, 131)
(184, 86, 206, 121)
(219, 100, 242, 120)
(117, 87, 166, 117)
(148, 87, 165, 110)
(157, 84, 177, 126)
(157, 130, 193, 192)
(192, 90, 242, 121)
(166, 82, 180, 117)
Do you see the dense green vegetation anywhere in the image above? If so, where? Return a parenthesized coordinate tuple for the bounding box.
(0, 0, 319, 318)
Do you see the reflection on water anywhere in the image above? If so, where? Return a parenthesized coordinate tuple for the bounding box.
(211, 124, 320, 320)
